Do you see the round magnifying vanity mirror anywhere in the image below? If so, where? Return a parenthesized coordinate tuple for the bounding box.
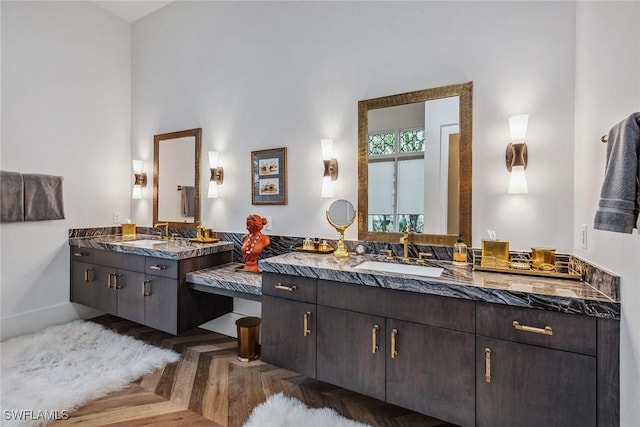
(326, 199, 356, 258)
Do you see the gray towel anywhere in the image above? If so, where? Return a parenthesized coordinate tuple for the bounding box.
(1, 171, 24, 223)
(594, 112, 640, 233)
(181, 186, 195, 217)
(23, 173, 65, 221)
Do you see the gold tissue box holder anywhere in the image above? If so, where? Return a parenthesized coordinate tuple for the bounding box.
(472, 248, 582, 280)
(122, 223, 136, 237)
(480, 240, 510, 268)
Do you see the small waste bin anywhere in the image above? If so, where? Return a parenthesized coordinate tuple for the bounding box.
(236, 316, 261, 362)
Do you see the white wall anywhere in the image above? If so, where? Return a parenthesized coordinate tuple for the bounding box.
(130, 1, 577, 253)
(0, 1, 131, 339)
(574, 2, 640, 424)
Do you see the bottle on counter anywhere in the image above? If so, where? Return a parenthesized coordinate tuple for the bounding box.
(453, 236, 468, 265)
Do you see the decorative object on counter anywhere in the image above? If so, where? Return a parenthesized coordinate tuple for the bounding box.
(355, 244, 366, 255)
(190, 220, 220, 243)
(320, 138, 339, 198)
(531, 247, 556, 271)
(593, 112, 640, 233)
(121, 219, 136, 237)
(208, 151, 224, 198)
(480, 239, 510, 268)
(251, 147, 288, 205)
(326, 199, 356, 258)
(238, 214, 271, 273)
(472, 249, 582, 280)
(132, 160, 147, 199)
(506, 114, 529, 194)
(452, 235, 468, 265)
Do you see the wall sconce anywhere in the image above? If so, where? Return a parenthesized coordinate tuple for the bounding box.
(208, 151, 224, 198)
(132, 160, 147, 199)
(506, 114, 529, 194)
(321, 139, 338, 198)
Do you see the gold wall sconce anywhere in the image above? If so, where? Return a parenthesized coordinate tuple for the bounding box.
(321, 139, 338, 198)
(132, 160, 147, 199)
(506, 114, 529, 194)
(208, 151, 224, 198)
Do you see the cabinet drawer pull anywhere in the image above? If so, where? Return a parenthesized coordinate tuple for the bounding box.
(513, 321, 553, 336)
(142, 280, 151, 297)
(303, 311, 312, 336)
(485, 348, 492, 383)
(74, 252, 89, 257)
(149, 265, 167, 271)
(84, 268, 95, 283)
(107, 273, 113, 289)
(275, 283, 297, 292)
(113, 273, 123, 289)
(390, 328, 398, 359)
(372, 325, 379, 353)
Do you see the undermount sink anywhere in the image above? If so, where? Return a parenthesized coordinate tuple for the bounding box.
(354, 260, 444, 278)
(113, 239, 167, 247)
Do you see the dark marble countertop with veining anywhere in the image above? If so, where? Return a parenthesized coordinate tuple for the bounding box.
(258, 252, 620, 319)
(68, 234, 233, 260)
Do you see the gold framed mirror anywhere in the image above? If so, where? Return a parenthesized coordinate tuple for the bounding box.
(358, 82, 472, 246)
(153, 128, 201, 229)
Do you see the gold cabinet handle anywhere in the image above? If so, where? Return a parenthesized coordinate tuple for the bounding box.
(84, 268, 95, 283)
(74, 251, 89, 257)
(113, 273, 123, 289)
(303, 311, 312, 336)
(149, 265, 167, 271)
(390, 328, 398, 359)
(107, 273, 113, 289)
(372, 325, 379, 353)
(513, 321, 553, 336)
(142, 280, 151, 297)
(275, 283, 297, 292)
(485, 348, 492, 383)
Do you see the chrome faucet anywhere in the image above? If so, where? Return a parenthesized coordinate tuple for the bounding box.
(154, 222, 169, 239)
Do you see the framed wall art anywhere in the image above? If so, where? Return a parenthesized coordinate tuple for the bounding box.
(251, 147, 288, 205)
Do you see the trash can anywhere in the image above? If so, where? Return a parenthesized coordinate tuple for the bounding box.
(236, 316, 261, 362)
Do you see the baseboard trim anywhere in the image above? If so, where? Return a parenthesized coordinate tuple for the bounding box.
(1, 302, 103, 341)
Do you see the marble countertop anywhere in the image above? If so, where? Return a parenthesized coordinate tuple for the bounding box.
(68, 234, 233, 260)
(258, 252, 620, 319)
(186, 263, 262, 298)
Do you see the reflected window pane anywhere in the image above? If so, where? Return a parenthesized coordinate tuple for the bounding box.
(398, 214, 424, 233)
(369, 214, 394, 232)
(399, 128, 425, 153)
(368, 132, 395, 156)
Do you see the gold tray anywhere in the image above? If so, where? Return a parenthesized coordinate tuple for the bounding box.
(472, 265, 582, 280)
(189, 237, 220, 243)
(296, 246, 334, 254)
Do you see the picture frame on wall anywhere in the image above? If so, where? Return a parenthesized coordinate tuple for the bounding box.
(251, 147, 288, 205)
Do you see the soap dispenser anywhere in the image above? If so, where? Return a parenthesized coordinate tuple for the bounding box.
(453, 236, 468, 265)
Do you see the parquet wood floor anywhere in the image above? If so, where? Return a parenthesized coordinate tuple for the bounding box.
(53, 314, 456, 427)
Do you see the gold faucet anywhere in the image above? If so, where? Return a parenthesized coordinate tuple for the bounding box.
(400, 228, 412, 263)
(154, 222, 169, 239)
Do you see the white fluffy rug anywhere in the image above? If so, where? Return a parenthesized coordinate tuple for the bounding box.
(243, 392, 373, 427)
(0, 320, 180, 426)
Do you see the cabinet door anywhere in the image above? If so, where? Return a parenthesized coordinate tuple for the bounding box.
(71, 260, 95, 307)
(476, 336, 596, 427)
(93, 264, 117, 314)
(261, 295, 316, 378)
(386, 319, 475, 427)
(114, 270, 145, 325)
(317, 306, 386, 401)
(144, 275, 178, 334)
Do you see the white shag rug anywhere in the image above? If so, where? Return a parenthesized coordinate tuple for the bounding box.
(0, 320, 180, 426)
(243, 392, 373, 427)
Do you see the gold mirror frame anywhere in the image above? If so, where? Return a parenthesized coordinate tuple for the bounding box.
(153, 128, 202, 229)
(357, 82, 472, 246)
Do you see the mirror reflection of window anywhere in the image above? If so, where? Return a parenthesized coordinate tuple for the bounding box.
(366, 97, 459, 234)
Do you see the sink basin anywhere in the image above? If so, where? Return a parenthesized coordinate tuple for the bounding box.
(354, 261, 443, 278)
(113, 239, 167, 247)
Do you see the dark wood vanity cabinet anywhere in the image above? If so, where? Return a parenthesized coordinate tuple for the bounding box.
(70, 246, 233, 335)
(261, 274, 317, 378)
(261, 272, 619, 427)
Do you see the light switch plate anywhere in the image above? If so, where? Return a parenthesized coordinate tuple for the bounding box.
(264, 216, 272, 231)
(113, 211, 121, 224)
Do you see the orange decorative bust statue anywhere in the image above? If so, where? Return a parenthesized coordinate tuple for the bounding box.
(239, 214, 271, 273)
